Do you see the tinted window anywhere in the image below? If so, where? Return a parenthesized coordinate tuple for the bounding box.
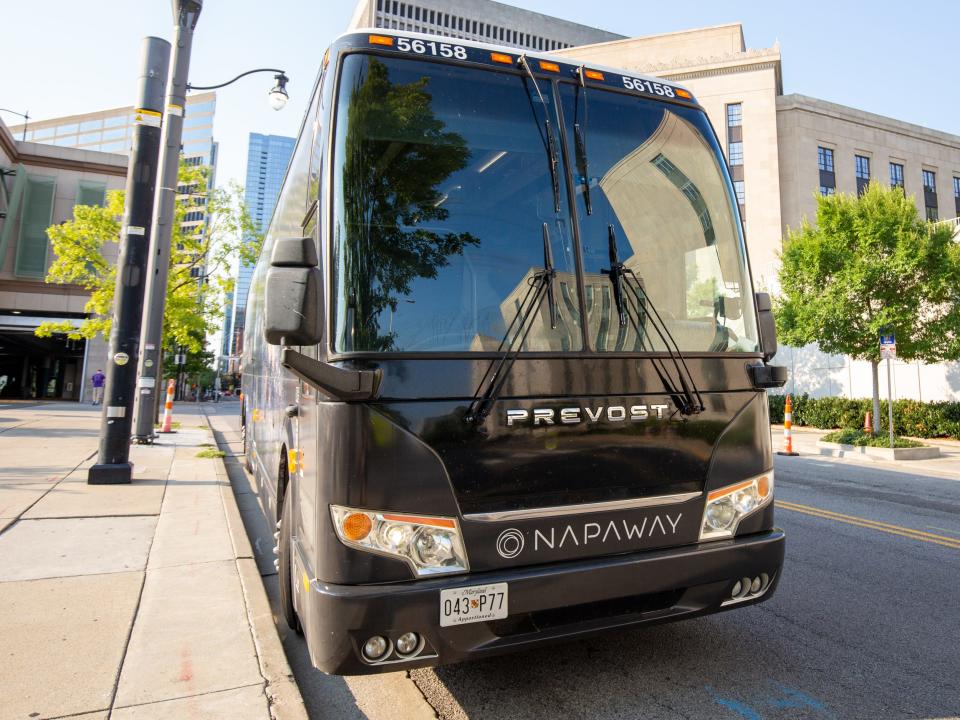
(559, 84, 759, 352)
(332, 54, 581, 352)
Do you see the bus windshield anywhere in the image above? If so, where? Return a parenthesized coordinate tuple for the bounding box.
(332, 53, 758, 354)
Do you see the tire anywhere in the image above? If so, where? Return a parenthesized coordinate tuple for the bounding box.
(279, 478, 303, 635)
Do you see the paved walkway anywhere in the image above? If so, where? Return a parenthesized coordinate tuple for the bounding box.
(772, 423, 960, 480)
(0, 402, 306, 720)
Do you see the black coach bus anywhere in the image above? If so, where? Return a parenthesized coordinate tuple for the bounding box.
(241, 29, 787, 675)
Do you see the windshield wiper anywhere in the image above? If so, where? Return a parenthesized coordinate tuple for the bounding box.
(518, 55, 561, 214)
(602, 224, 704, 416)
(574, 66, 593, 215)
(465, 223, 557, 425)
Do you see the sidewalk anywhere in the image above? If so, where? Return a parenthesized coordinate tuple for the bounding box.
(771, 423, 960, 479)
(0, 402, 306, 720)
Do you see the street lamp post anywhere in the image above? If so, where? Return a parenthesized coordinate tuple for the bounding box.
(132, 53, 290, 442)
(0, 109, 30, 141)
(132, 0, 202, 444)
(87, 36, 171, 485)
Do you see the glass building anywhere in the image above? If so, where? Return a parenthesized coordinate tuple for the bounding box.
(10, 92, 219, 242)
(225, 133, 295, 364)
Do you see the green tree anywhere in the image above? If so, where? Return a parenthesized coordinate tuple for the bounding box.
(776, 182, 960, 432)
(35, 162, 261, 361)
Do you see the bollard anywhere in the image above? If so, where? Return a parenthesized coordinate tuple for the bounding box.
(159, 379, 176, 433)
(778, 394, 799, 456)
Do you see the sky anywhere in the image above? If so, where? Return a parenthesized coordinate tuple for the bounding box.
(3, 0, 958, 198)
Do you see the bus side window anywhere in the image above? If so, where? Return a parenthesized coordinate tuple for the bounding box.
(307, 68, 325, 206)
(303, 201, 318, 239)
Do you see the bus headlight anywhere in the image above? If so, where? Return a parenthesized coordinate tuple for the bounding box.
(699, 471, 773, 541)
(330, 506, 469, 577)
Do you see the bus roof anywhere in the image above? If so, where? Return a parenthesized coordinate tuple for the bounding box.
(330, 28, 698, 106)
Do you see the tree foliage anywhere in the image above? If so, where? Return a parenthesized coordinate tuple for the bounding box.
(776, 183, 960, 363)
(36, 162, 261, 356)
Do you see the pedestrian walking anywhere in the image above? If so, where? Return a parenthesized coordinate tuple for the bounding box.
(91, 369, 105, 405)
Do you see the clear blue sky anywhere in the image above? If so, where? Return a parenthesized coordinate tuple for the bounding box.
(3, 0, 957, 192)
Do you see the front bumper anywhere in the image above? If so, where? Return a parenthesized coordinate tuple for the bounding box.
(304, 528, 785, 675)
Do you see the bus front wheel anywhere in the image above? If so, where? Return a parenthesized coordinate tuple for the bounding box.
(279, 479, 303, 635)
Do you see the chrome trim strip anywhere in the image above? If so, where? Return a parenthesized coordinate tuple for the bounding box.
(462, 491, 703, 522)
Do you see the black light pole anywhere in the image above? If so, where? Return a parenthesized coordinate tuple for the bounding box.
(88, 37, 171, 485)
(0, 109, 30, 141)
(132, 59, 288, 442)
(132, 0, 202, 444)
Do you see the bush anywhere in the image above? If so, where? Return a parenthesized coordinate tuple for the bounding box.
(767, 394, 960, 439)
(821, 429, 924, 449)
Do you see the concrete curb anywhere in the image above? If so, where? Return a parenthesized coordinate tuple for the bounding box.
(816, 440, 941, 461)
(203, 420, 309, 720)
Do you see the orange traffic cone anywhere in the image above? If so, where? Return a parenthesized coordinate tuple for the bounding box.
(159, 379, 176, 433)
(778, 394, 799, 456)
(863, 411, 872, 433)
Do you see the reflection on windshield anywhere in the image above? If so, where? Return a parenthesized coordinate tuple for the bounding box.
(332, 54, 757, 355)
(565, 86, 759, 353)
(333, 55, 579, 353)
(338, 58, 479, 351)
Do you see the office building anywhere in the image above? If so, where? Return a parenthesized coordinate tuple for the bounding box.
(348, 0, 622, 51)
(0, 118, 126, 401)
(224, 133, 295, 367)
(9, 92, 218, 243)
(553, 23, 960, 400)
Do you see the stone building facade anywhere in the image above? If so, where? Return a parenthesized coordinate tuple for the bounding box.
(0, 119, 126, 401)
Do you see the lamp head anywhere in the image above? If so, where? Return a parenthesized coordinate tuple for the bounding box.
(268, 72, 289, 111)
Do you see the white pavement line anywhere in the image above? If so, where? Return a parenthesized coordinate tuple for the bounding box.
(202, 406, 309, 720)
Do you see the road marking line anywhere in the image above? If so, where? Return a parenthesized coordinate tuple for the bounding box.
(927, 526, 960, 537)
(776, 500, 960, 550)
(778, 500, 960, 542)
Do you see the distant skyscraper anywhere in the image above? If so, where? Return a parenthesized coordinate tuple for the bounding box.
(226, 133, 295, 362)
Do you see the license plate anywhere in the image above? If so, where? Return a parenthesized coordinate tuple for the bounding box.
(440, 583, 508, 627)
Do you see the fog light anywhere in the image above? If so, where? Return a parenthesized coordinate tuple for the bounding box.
(363, 635, 388, 660)
(395, 631, 420, 656)
(731, 580, 742, 598)
(738, 577, 751, 598)
(760, 572, 770, 591)
(751, 576, 762, 593)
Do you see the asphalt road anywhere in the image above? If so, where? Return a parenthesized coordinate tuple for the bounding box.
(204, 403, 960, 720)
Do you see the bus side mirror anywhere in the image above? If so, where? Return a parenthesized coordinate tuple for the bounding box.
(265, 237, 323, 346)
(755, 292, 777, 362)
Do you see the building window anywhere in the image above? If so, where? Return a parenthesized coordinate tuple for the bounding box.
(727, 142, 743, 166)
(954, 176, 960, 216)
(926, 206, 939, 222)
(855, 154, 870, 196)
(889, 162, 904, 189)
(817, 146, 834, 172)
(923, 169, 937, 193)
(855, 155, 870, 179)
(733, 180, 745, 205)
(726, 104, 742, 127)
(818, 146, 836, 195)
(922, 169, 938, 220)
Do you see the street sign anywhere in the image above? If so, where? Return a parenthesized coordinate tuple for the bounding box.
(879, 333, 896, 359)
